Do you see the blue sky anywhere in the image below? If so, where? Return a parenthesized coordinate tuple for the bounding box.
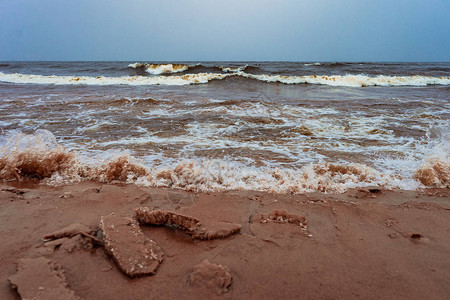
(1, 0, 449, 61)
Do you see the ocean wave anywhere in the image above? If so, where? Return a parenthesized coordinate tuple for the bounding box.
(329, 62, 350, 67)
(304, 62, 322, 67)
(128, 63, 194, 75)
(143, 160, 398, 193)
(2, 130, 447, 192)
(238, 72, 450, 87)
(128, 63, 146, 69)
(415, 157, 449, 188)
(0, 72, 233, 86)
(1, 71, 449, 87)
(129, 62, 249, 74)
(218, 65, 248, 72)
(413, 135, 450, 188)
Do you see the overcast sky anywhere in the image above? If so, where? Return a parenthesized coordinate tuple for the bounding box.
(1, 0, 449, 61)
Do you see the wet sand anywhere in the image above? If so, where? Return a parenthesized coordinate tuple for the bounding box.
(1, 181, 449, 299)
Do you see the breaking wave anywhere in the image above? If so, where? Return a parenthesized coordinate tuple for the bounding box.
(304, 62, 322, 66)
(128, 62, 249, 74)
(0, 72, 232, 86)
(238, 73, 450, 87)
(0, 130, 147, 183)
(2, 130, 448, 193)
(414, 136, 450, 188)
(0, 130, 77, 181)
(128, 63, 194, 75)
(218, 65, 248, 73)
(1, 71, 449, 87)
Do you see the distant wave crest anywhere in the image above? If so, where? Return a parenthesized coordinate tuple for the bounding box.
(128, 63, 195, 75)
(128, 62, 250, 74)
(218, 65, 248, 72)
(304, 62, 321, 66)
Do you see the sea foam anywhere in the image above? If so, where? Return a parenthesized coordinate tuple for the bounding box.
(2, 130, 447, 192)
(0, 72, 232, 86)
(1, 71, 449, 87)
(128, 63, 193, 75)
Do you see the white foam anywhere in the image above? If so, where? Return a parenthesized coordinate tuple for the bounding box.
(2, 129, 448, 192)
(413, 126, 450, 187)
(0, 129, 58, 153)
(75, 120, 118, 134)
(220, 65, 248, 72)
(0, 72, 232, 86)
(128, 63, 146, 69)
(238, 72, 450, 87)
(135, 159, 399, 193)
(2, 71, 449, 87)
(304, 62, 321, 66)
(144, 64, 190, 75)
(128, 63, 193, 75)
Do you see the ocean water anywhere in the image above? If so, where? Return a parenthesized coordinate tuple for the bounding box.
(0, 61, 449, 192)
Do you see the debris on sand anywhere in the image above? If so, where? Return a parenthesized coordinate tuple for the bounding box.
(43, 223, 94, 241)
(188, 259, 232, 295)
(348, 186, 382, 198)
(254, 209, 306, 225)
(100, 214, 164, 277)
(253, 209, 308, 232)
(8, 257, 80, 300)
(135, 208, 200, 231)
(43, 234, 95, 253)
(42, 223, 101, 252)
(135, 208, 241, 240)
(192, 221, 241, 240)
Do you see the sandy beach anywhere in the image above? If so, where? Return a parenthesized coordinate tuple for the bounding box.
(1, 181, 449, 299)
(1, 61, 448, 300)
(1, 0, 449, 299)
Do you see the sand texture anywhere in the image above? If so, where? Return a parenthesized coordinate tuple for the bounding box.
(8, 257, 80, 300)
(1, 181, 450, 299)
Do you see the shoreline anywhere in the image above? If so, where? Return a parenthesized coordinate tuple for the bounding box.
(1, 181, 449, 299)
